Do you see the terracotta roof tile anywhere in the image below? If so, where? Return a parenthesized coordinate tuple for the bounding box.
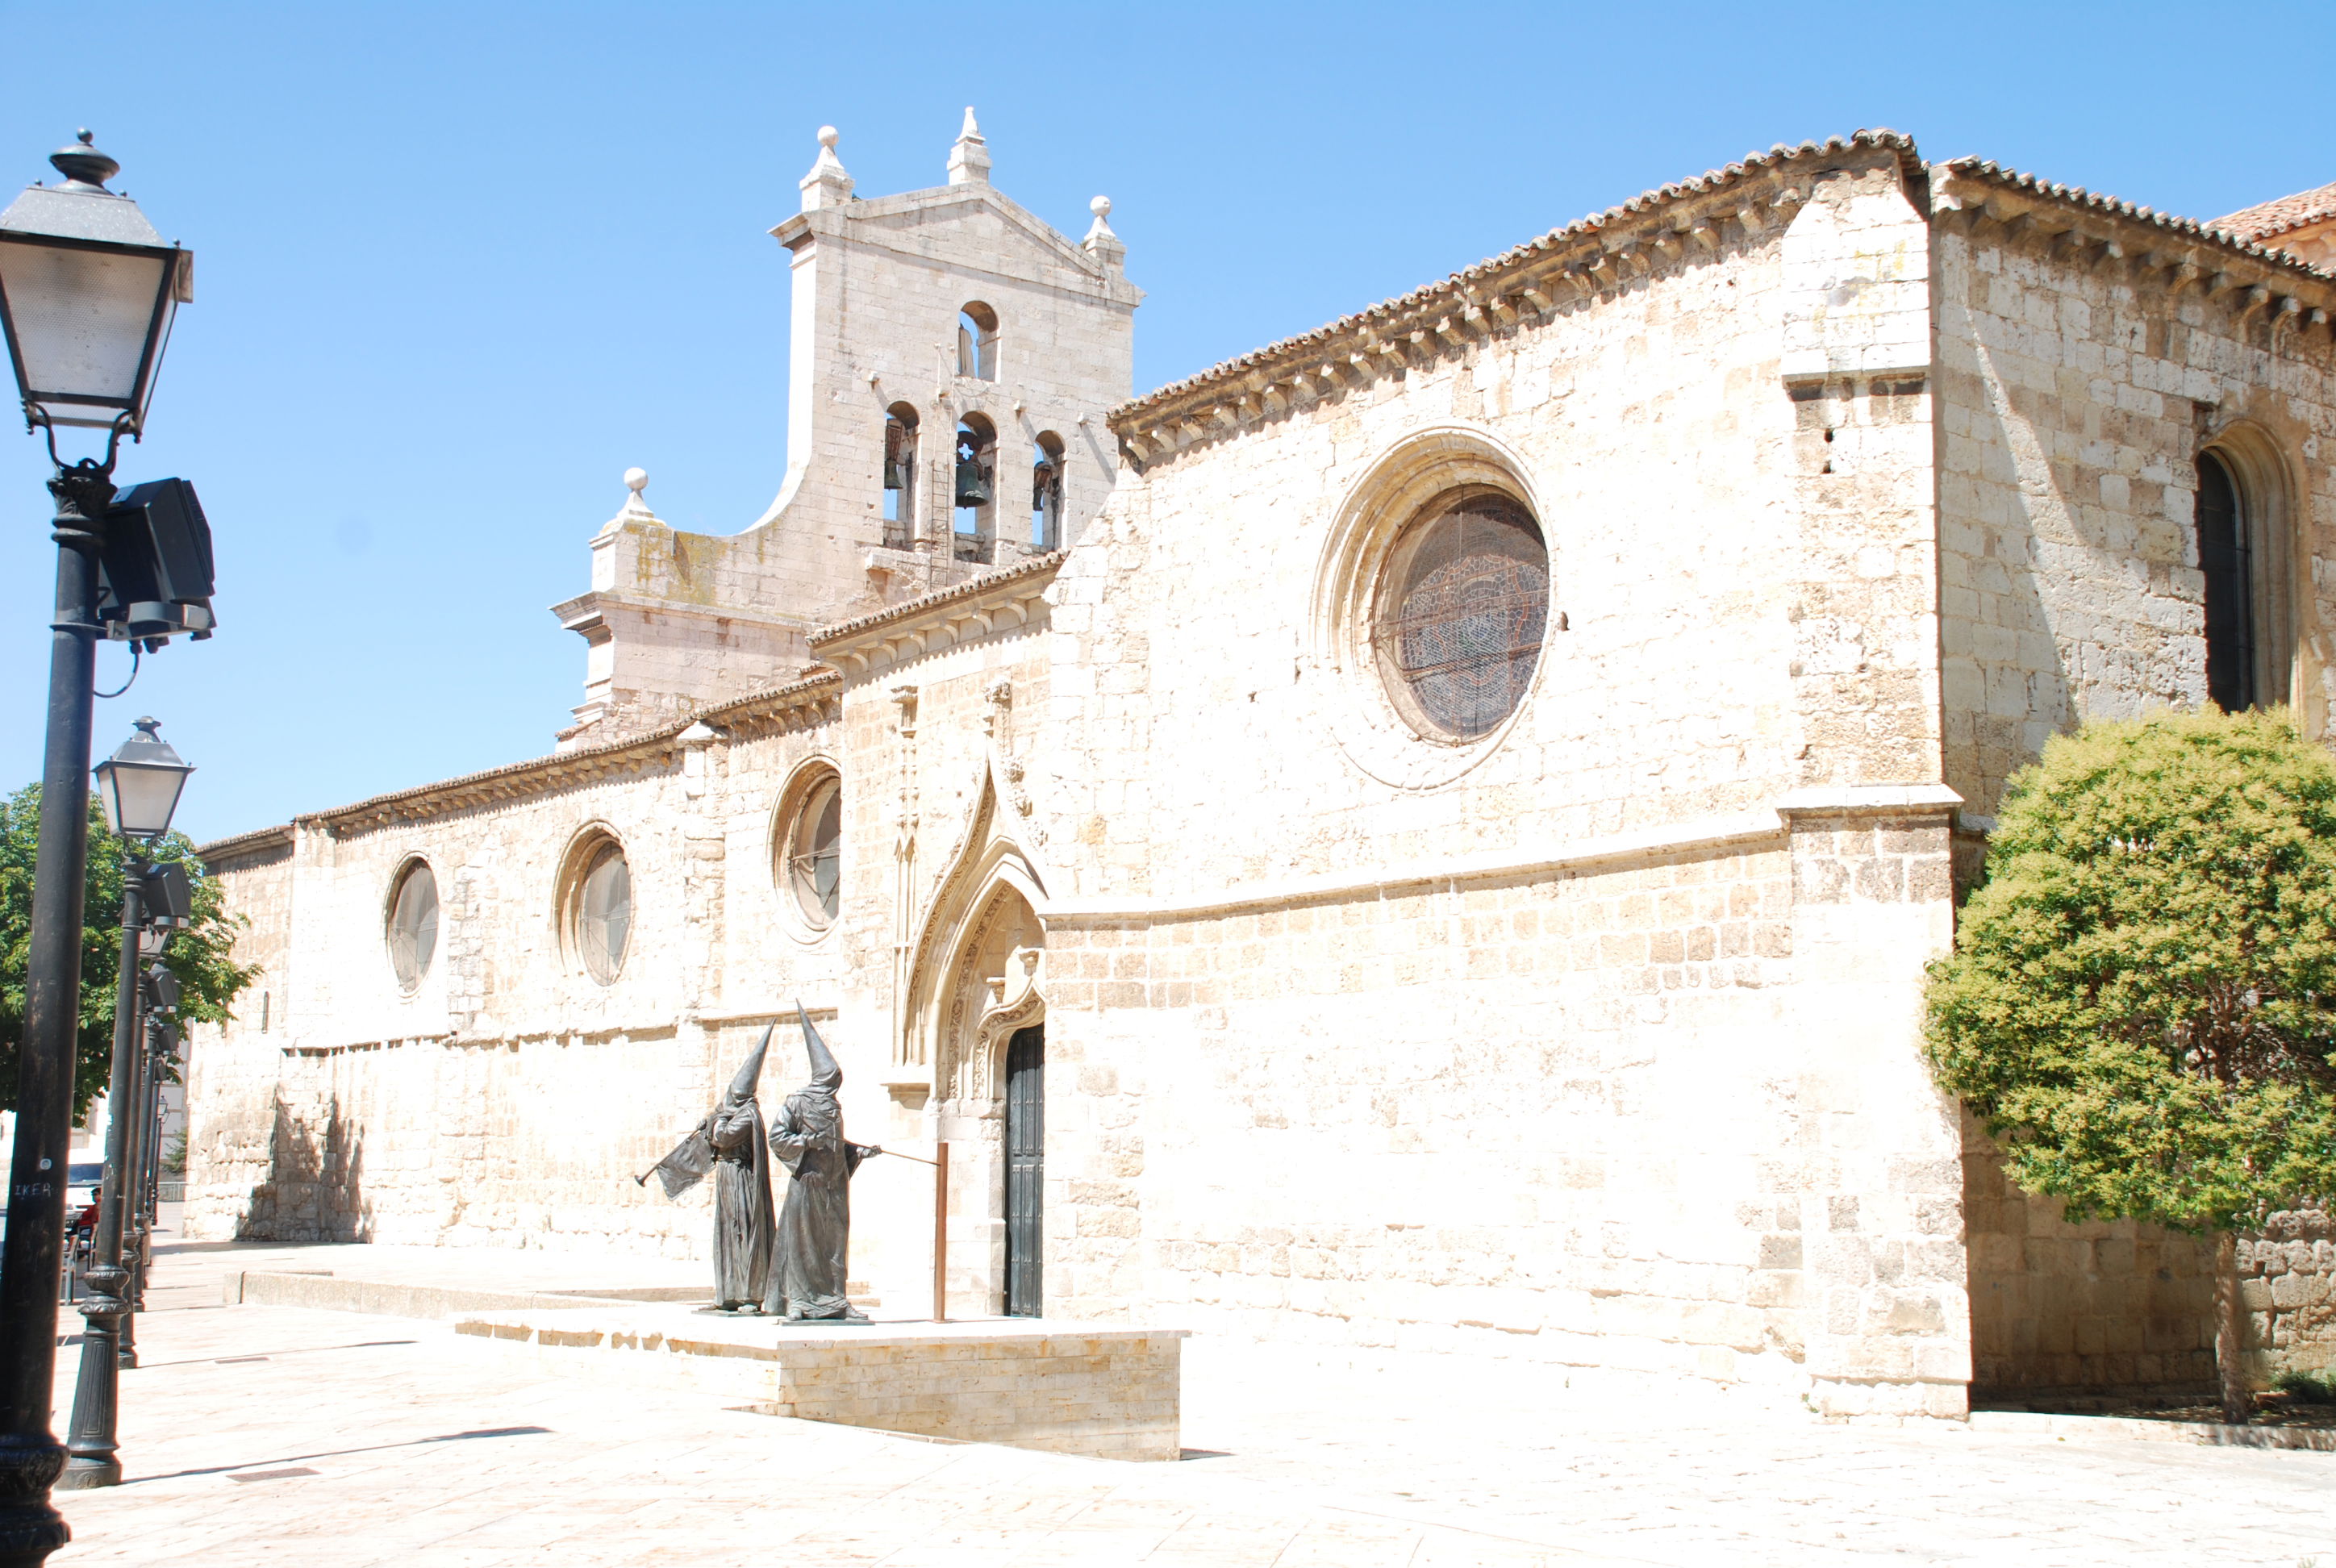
(1938, 158, 2336, 281)
(809, 551, 1065, 648)
(2213, 180, 2336, 244)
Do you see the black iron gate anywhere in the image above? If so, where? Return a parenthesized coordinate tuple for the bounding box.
(1004, 1025, 1044, 1317)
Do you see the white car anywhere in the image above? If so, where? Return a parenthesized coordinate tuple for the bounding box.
(64, 1162, 105, 1214)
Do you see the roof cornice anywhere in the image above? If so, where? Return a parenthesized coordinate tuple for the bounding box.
(809, 551, 1062, 678)
(193, 823, 294, 865)
(296, 671, 843, 839)
(1107, 131, 1924, 466)
(1930, 159, 2336, 323)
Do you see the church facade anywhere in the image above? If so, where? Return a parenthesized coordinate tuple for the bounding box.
(186, 120, 2336, 1419)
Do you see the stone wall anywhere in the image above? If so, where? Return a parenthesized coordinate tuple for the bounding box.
(1929, 165, 2336, 1395)
(1966, 1126, 2336, 1397)
(1037, 809, 1965, 1420)
(1929, 169, 2336, 822)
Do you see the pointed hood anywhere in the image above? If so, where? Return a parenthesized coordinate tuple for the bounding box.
(796, 1001, 842, 1091)
(726, 1023, 773, 1103)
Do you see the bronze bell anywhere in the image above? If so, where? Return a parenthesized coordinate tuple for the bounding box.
(883, 456, 910, 490)
(954, 457, 993, 507)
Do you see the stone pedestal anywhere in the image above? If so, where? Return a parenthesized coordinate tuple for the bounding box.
(456, 1306, 1185, 1461)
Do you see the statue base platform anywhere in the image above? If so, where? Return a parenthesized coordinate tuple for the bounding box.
(454, 1305, 1187, 1462)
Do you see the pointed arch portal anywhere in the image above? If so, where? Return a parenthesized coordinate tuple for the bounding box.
(902, 757, 1051, 1314)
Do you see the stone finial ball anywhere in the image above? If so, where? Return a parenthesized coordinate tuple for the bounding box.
(1091, 195, 1112, 218)
(624, 467, 649, 493)
(818, 126, 839, 149)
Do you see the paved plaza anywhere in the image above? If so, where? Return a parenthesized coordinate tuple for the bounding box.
(40, 1215, 2336, 1566)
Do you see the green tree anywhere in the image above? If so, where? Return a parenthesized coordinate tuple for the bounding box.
(1925, 708, 2336, 1424)
(0, 783, 256, 1117)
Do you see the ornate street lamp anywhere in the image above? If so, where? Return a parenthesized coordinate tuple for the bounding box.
(90, 718, 191, 840)
(60, 722, 191, 1489)
(0, 132, 186, 440)
(0, 133, 191, 1563)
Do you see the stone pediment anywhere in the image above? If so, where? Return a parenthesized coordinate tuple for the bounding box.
(774, 184, 1142, 306)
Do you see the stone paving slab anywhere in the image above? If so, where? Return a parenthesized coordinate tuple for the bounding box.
(38, 1218, 2336, 1566)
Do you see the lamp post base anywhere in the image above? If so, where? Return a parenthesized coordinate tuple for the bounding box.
(62, 1264, 126, 1492)
(0, 1432, 71, 1560)
(52, 1461, 117, 1493)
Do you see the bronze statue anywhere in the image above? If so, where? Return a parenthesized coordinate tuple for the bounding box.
(766, 1004, 882, 1320)
(641, 1024, 777, 1313)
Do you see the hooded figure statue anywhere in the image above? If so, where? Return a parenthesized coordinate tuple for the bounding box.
(765, 1003, 882, 1320)
(641, 1024, 776, 1312)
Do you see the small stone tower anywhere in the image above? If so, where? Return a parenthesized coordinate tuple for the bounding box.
(552, 113, 1141, 747)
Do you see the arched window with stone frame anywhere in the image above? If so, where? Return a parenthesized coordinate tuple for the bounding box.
(954, 414, 998, 565)
(1030, 432, 1065, 552)
(882, 402, 920, 550)
(957, 302, 999, 381)
(2192, 431, 2296, 714)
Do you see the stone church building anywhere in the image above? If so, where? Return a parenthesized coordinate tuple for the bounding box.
(187, 117, 2336, 1420)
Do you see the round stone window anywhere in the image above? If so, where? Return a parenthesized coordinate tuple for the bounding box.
(386, 860, 438, 995)
(784, 773, 842, 927)
(1370, 488, 1550, 740)
(572, 839, 632, 985)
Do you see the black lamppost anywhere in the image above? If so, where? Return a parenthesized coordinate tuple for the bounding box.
(123, 948, 183, 1365)
(0, 133, 190, 1562)
(60, 720, 190, 1489)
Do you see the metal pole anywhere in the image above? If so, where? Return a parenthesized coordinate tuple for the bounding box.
(931, 1141, 949, 1324)
(58, 858, 143, 1490)
(111, 966, 152, 1372)
(0, 463, 114, 1562)
(135, 998, 165, 1294)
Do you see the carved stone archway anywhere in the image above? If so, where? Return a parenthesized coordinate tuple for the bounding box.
(900, 757, 1051, 1314)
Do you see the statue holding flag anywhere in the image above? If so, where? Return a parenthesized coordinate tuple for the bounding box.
(640, 1024, 777, 1313)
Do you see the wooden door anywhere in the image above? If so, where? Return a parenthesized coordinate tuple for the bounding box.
(1004, 1025, 1044, 1317)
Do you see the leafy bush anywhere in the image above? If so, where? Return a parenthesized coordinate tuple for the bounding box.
(1925, 708, 2336, 1422)
(0, 786, 257, 1116)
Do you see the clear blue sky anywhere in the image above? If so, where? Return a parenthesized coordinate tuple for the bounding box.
(0, 1, 2326, 844)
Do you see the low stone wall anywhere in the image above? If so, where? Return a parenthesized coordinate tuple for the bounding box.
(457, 1307, 1184, 1461)
(1967, 1124, 2336, 1395)
(2250, 1209, 2336, 1376)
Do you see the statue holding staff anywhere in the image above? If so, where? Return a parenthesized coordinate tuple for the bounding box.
(640, 1024, 777, 1313)
(766, 1003, 882, 1320)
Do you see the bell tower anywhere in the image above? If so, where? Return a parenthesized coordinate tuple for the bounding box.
(551, 113, 1141, 749)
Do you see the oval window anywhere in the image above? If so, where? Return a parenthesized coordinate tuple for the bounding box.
(1370, 490, 1549, 740)
(386, 861, 438, 994)
(574, 840, 632, 985)
(786, 774, 842, 927)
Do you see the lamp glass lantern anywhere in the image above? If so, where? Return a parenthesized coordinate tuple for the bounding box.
(0, 132, 190, 434)
(92, 717, 192, 840)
